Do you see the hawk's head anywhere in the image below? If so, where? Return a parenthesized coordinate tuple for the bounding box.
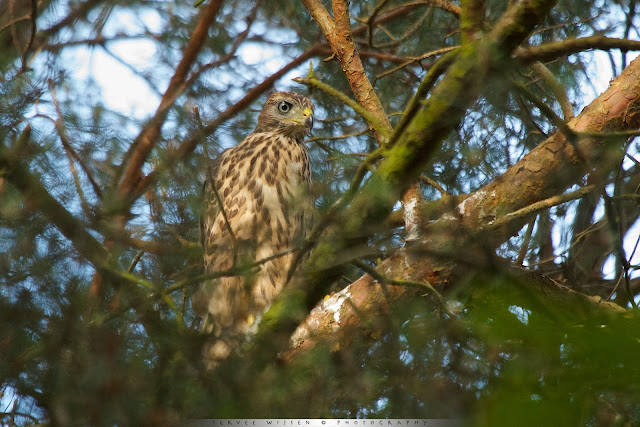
(254, 91, 314, 142)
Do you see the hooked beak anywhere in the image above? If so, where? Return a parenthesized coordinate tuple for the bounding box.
(303, 107, 314, 133)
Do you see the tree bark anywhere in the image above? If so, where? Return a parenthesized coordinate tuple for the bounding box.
(286, 54, 640, 360)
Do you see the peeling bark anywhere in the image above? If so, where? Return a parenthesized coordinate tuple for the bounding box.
(456, 55, 640, 245)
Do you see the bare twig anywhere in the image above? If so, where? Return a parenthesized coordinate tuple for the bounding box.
(23, 0, 37, 61)
(165, 248, 297, 294)
(621, 0, 638, 68)
(365, 0, 392, 48)
(184, 0, 262, 88)
(48, 82, 104, 200)
(485, 185, 596, 232)
(307, 129, 369, 143)
(351, 259, 451, 316)
(365, 5, 432, 49)
(352, 0, 460, 40)
(98, 222, 198, 255)
(530, 14, 600, 37)
(374, 46, 458, 82)
(515, 216, 536, 265)
(420, 175, 447, 195)
(127, 251, 145, 273)
(44, 33, 151, 51)
(0, 14, 30, 34)
(602, 190, 637, 308)
(511, 78, 582, 150)
(193, 106, 237, 250)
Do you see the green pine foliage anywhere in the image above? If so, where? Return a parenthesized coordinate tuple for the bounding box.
(1, 0, 639, 424)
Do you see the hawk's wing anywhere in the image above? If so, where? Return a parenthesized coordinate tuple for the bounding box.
(199, 154, 222, 251)
(194, 153, 239, 321)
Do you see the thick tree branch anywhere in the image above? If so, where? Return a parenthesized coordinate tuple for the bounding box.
(286, 248, 627, 360)
(460, 0, 485, 43)
(300, 55, 640, 358)
(251, 0, 559, 365)
(514, 36, 640, 64)
(455, 55, 640, 246)
(302, 0, 393, 144)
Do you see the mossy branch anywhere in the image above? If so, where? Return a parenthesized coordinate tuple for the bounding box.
(515, 36, 640, 64)
(293, 76, 392, 140)
(387, 48, 459, 148)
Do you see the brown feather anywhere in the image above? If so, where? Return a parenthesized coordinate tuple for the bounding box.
(192, 92, 315, 367)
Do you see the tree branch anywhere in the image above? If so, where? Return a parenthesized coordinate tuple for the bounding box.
(454, 55, 640, 246)
(117, 0, 225, 201)
(286, 246, 628, 362)
(531, 61, 574, 120)
(0, 130, 108, 266)
(132, 43, 324, 200)
(460, 0, 485, 43)
(302, 0, 393, 144)
(250, 0, 561, 367)
(514, 36, 640, 64)
(482, 184, 596, 232)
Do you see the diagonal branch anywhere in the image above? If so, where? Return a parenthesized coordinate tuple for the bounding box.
(284, 53, 640, 359)
(302, 0, 393, 144)
(250, 0, 560, 366)
(481, 185, 597, 232)
(117, 0, 225, 200)
(0, 133, 186, 344)
(531, 61, 574, 121)
(454, 55, 640, 246)
(131, 43, 324, 200)
(0, 130, 108, 266)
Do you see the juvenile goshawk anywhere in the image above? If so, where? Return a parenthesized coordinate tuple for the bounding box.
(193, 91, 314, 366)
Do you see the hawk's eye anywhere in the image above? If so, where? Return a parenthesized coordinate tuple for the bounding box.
(277, 101, 292, 113)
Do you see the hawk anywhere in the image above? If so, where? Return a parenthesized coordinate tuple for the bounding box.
(193, 91, 314, 366)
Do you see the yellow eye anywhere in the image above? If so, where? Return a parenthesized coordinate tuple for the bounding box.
(278, 101, 292, 113)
